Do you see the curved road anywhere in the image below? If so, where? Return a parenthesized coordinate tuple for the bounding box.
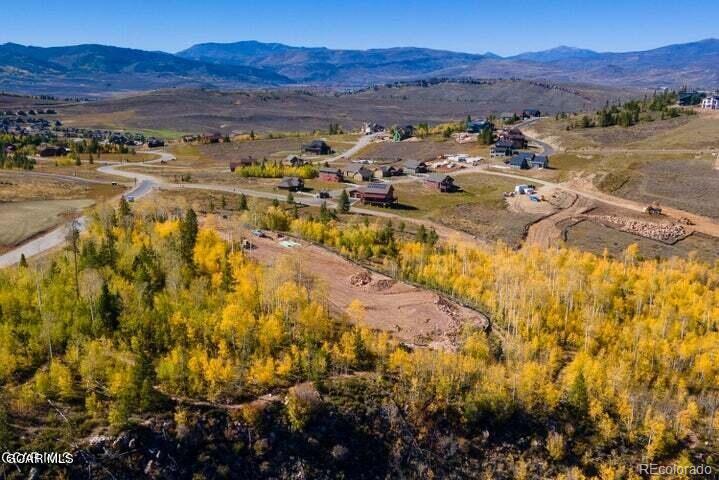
(0, 150, 171, 268)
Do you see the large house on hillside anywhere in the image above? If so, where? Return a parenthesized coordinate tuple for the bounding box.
(490, 139, 516, 157)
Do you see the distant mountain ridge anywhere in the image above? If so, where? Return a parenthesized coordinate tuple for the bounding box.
(1, 38, 718, 96)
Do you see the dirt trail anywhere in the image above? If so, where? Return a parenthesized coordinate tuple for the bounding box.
(524, 194, 594, 248)
(214, 222, 488, 350)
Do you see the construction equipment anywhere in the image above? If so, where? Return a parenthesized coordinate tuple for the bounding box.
(644, 202, 662, 215)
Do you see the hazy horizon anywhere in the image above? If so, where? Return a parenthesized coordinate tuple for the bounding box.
(1, 0, 717, 56)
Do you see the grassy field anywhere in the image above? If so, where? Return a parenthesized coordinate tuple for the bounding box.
(0, 199, 93, 249)
(0, 172, 121, 202)
(363, 174, 542, 246)
(355, 137, 490, 162)
(169, 134, 358, 168)
(565, 220, 719, 263)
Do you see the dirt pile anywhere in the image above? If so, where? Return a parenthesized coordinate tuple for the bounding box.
(592, 215, 688, 243)
(349, 271, 372, 286)
(372, 279, 396, 291)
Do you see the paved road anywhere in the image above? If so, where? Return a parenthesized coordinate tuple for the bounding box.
(326, 133, 380, 163)
(0, 150, 171, 268)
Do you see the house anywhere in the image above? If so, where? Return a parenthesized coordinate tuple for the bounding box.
(351, 182, 396, 206)
(701, 95, 719, 110)
(284, 155, 307, 167)
(201, 132, 223, 144)
(424, 173, 456, 192)
(403, 159, 427, 175)
(530, 155, 549, 169)
(277, 177, 305, 191)
(229, 157, 258, 172)
(147, 137, 165, 148)
(373, 165, 399, 179)
(318, 167, 343, 182)
(499, 128, 528, 149)
(678, 92, 702, 106)
(508, 152, 533, 169)
(302, 140, 332, 155)
(362, 122, 385, 134)
(392, 125, 415, 142)
(467, 119, 493, 133)
(500, 112, 517, 123)
(182, 135, 198, 143)
(343, 164, 374, 182)
(490, 139, 515, 157)
(38, 145, 67, 157)
(522, 109, 541, 119)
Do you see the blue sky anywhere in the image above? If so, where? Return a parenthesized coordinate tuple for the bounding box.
(1, 0, 716, 56)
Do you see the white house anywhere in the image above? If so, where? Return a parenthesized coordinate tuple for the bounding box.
(701, 95, 719, 110)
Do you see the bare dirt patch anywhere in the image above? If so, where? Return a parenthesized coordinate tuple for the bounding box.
(214, 221, 488, 349)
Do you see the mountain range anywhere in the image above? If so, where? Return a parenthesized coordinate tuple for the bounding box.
(1, 39, 718, 96)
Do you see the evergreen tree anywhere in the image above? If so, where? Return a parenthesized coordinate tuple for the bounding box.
(118, 197, 132, 218)
(18, 254, 28, 268)
(287, 191, 294, 204)
(180, 208, 199, 264)
(338, 189, 350, 214)
(238, 194, 248, 211)
(97, 283, 121, 332)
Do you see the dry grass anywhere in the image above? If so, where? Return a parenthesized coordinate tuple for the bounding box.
(363, 174, 542, 246)
(355, 138, 490, 162)
(0, 199, 93, 248)
(565, 220, 719, 264)
(0, 172, 120, 202)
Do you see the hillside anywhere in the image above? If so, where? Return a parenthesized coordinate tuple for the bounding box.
(178, 38, 719, 88)
(0, 43, 291, 96)
(55, 79, 635, 134)
(1, 39, 718, 96)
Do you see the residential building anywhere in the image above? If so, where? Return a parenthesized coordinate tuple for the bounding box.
(229, 157, 258, 172)
(351, 182, 396, 206)
(343, 164, 374, 182)
(403, 159, 427, 175)
(509, 152, 533, 169)
(467, 119, 493, 133)
(284, 155, 307, 167)
(373, 165, 399, 179)
(277, 177, 304, 191)
(490, 139, 515, 157)
(302, 140, 332, 155)
(530, 155, 549, 169)
(318, 167, 343, 182)
(424, 173, 456, 192)
(522, 109, 541, 118)
(701, 95, 719, 110)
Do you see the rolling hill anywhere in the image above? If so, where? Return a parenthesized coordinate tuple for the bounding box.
(1, 39, 718, 96)
(55, 79, 635, 134)
(0, 43, 291, 96)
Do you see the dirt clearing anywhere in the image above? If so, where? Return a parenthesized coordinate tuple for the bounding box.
(213, 220, 488, 349)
